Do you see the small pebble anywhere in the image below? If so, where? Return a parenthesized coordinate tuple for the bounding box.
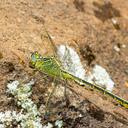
(114, 45, 120, 52)
(122, 44, 126, 48)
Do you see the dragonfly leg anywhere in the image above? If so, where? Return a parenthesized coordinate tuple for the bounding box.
(63, 80, 70, 107)
(45, 78, 57, 116)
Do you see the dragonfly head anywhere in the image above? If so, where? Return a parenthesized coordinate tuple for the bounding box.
(30, 51, 42, 68)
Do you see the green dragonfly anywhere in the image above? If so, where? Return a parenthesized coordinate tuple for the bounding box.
(29, 28, 128, 111)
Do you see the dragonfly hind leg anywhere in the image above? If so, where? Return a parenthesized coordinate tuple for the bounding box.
(63, 80, 70, 107)
(45, 78, 58, 117)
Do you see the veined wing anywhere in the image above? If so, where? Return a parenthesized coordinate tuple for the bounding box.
(41, 26, 58, 58)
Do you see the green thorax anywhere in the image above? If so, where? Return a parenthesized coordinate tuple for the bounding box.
(36, 57, 73, 80)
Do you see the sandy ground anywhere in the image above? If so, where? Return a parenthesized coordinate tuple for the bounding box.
(0, 0, 128, 127)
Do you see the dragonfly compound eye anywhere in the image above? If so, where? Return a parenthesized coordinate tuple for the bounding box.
(30, 52, 41, 68)
(31, 52, 41, 61)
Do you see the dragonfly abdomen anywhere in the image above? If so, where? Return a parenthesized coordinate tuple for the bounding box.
(62, 70, 128, 109)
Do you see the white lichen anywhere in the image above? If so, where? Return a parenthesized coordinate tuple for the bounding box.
(43, 123, 53, 128)
(0, 111, 24, 127)
(0, 80, 64, 128)
(0, 80, 43, 128)
(0, 124, 5, 128)
(6, 80, 19, 95)
(55, 120, 63, 128)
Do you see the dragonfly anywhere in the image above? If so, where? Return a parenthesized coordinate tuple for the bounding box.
(29, 27, 128, 113)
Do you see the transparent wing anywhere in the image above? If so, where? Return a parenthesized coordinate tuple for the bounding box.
(41, 26, 58, 58)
